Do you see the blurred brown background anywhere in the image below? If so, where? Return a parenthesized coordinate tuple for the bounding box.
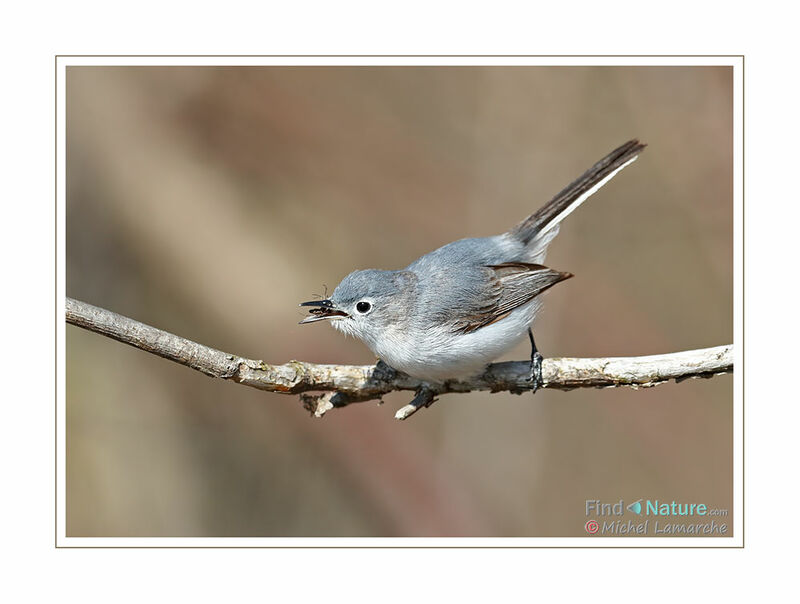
(65, 65, 732, 537)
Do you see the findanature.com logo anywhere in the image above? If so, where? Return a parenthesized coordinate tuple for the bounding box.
(583, 499, 730, 535)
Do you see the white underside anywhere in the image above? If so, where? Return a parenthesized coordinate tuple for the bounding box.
(356, 300, 540, 382)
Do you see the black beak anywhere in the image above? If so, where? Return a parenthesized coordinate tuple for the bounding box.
(298, 299, 349, 324)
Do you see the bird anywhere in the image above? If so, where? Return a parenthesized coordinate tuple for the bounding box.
(299, 139, 646, 389)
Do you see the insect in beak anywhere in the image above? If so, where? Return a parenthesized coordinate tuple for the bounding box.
(298, 299, 350, 324)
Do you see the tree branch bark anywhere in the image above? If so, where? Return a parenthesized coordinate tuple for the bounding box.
(65, 297, 734, 420)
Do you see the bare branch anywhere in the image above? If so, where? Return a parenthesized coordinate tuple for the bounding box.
(65, 297, 734, 419)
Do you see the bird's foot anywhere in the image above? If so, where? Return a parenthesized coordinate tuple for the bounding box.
(530, 351, 544, 393)
(527, 328, 544, 394)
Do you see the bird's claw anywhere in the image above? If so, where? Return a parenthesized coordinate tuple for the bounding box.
(530, 351, 544, 393)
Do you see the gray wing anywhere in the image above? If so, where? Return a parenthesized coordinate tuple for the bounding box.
(451, 262, 572, 334)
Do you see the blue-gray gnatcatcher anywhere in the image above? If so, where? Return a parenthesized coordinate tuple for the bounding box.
(300, 140, 646, 389)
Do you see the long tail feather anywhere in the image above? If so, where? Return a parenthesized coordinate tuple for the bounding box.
(511, 139, 646, 245)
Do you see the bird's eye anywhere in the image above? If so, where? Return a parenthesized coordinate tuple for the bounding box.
(356, 301, 372, 314)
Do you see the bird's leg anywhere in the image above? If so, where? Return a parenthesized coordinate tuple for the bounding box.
(528, 328, 544, 393)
